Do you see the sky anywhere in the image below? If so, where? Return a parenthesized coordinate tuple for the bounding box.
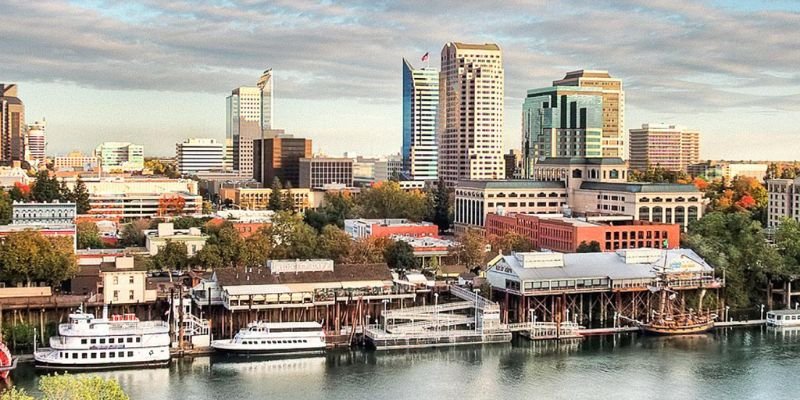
(2, 0, 799, 160)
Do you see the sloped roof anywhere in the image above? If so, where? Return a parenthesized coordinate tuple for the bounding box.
(214, 263, 393, 286)
(579, 181, 700, 193)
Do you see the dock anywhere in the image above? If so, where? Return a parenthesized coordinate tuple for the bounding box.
(714, 319, 765, 328)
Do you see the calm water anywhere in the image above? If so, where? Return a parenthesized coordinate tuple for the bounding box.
(9, 327, 800, 399)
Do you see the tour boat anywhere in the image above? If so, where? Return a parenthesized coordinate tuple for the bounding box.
(766, 309, 800, 327)
(211, 321, 326, 355)
(34, 307, 171, 370)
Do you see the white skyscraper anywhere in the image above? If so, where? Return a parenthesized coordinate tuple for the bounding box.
(402, 58, 439, 182)
(176, 138, 225, 175)
(26, 119, 46, 165)
(439, 42, 505, 187)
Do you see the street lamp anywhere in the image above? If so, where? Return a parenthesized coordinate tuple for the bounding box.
(473, 288, 481, 331)
(760, 304, 765, 320)
(725, 306, 730, 322)
(434, 293, 439, 334)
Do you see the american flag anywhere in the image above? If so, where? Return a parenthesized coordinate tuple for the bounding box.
(421, 52, 429, 62)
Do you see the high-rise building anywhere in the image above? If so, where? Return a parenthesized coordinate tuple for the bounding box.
(227, 69, 277, 179)
(553, 70, 625, 159)
(628, 124, 700, 172)
(253, 135, 312, 187)
(26, 119, 46, 165)
(0, 84, 25, 162)
(94, 142, 144, 172)
(402, 58, 439, 182)
(176, 138, 225, 175)
(521, 86, 604, 175)
(767, 178, 799, 228)
(438, 42, 505, 186)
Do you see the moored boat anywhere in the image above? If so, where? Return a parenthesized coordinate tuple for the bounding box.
(766, 309, 800, 327)
(211, 321, 326, 355)
(33, 307, 171, 371)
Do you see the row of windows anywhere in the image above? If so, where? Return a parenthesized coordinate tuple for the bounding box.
(80, 337, 140, 345)
(61, 350, 135, 359)
(241, 339, 310, 345)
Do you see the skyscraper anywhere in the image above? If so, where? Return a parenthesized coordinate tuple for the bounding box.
(438, 42, 505, 186)
(628, 124, 700, 172)
(227, 68, 276, 178)
(0, 84, 25, 163)
(553, 70, 625, 159)
(26, 119, 46, 165)
(253, 135, 312, 187)
(402, 58, 439, 182)
(521, 86, 604, 176)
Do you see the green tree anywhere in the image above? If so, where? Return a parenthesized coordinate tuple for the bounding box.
(383, 240, 418, 271)
(431, 180, 452, 232)
(0, 387, 33, 400)
(489, 232, 533, 255)
(356, 181, 429, 221)
(193, 224, 245, 268)
(31, 170, 61, 202)
(151, 240, 189, 271)
(281, 181, 295, 212)
(120, 219, 150, 247)
(344, 237, 391, 264)
(456, 229, 488, 274)
(318, 225, 353, 263)
(575, 240, 602, 253)
(268, 211, 318, 259)
(71, 178, 91, 214)
(76, 221, 103, 249)
(0, 231, 78, 286)
(0, 190, 12, 225)
(774, 218, 800, 277)
(9, 183, 30, 202)
(39, 373, 130, 400)
(240, 230, 273, 267)
(304, 192, 356, 231)
(268, 177, 284, 211)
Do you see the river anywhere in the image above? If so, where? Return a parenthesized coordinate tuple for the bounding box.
(8, 327, 800, 399)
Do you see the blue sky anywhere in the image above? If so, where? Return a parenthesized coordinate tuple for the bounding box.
(3, 0, 799, 160)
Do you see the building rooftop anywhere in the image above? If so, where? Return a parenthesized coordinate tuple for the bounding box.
(451, 42, 501, 51)
(457, 180, 566, 190)
(579, 181, 700, 193)
(537, 157, 627, 166)
(491, 249, 712, 282)
(213, 263, 393, 286)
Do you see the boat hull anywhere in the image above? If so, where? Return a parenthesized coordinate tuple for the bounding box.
(34, 358, 170, 371)
(211, 342, 326, 356)
(640, 321, 715, 335)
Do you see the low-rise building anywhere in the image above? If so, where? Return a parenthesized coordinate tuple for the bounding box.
(299, 157, 354, 188)
(688, 161, 768, 182)
(0, 163, 32, 188)
(94, 142, 144, 173)
(344, 218, 438, 239)
(72, 177, 202, 219)
(145, 223, 209, 257)
(392, 235, 457, 270)
(176, 138, 225, 175)
(485, 213, 680, 253)
(100, 256, 157, 304)
(454, 180, 568, 232)
(226, 187, 321, 213)
(54, 151, 99, 171)
(12, 201, 76, 225)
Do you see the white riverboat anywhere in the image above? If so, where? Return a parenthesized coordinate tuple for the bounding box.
(34, 307, 171, 370)
(211, 321, 326, 355)
(766, 309, 800, 327)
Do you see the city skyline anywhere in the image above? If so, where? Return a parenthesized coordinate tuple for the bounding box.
(2, 1, 799, 159)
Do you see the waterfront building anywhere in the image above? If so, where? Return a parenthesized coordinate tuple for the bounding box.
(26, 119, 46, 165)
(54, 151, 100, 171)
(0, 84, 25, 162)
(144, 223, 208, 257)
(552, 70, 625, 159)
(101, 256, 157, 304)
(521, 86, 604, 175)
(176, 138, 225, 175)
(454, 180, 568, 231)
(344, 218, 439, 239)
(439, 42, 505, 186)
(688, 161, 768, 181)
(766, 178, 800, 228)
(252, 135, 312, 187)
(299, 157, 354, 188)
(486, 248, 719, 323)
(94, 142, 144, 172)
(485, 213, 680, 253)
(628, 124, 700, 172)
(13, 201, 76, 225)
(402, 58, 439, 182)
